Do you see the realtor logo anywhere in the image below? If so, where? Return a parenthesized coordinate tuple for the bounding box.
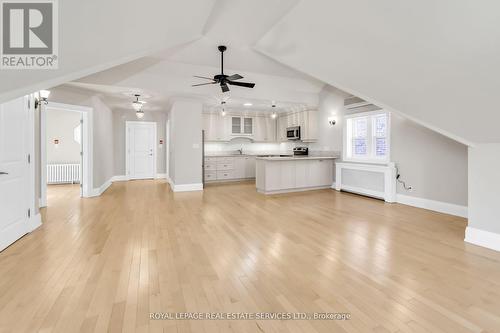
(1, 0, 58, 69)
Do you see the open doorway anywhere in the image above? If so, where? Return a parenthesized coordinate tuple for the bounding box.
(40, 102, 93, 208)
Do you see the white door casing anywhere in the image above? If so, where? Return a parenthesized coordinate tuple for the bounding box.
(0, 96, 32, 251)
(40, 102, 93, 200)
(126, 121, 157, 180)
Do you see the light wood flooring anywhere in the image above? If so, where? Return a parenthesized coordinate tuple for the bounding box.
(1, 180, 500, 333)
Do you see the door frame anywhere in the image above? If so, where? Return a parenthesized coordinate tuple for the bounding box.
(165, 119, 170, 181)
(125, 121, 157, 180)
(40, 102, 93, 204)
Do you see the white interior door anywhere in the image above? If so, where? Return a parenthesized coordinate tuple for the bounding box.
(0, 97, 30, 251)
(127, 122, 156, 179)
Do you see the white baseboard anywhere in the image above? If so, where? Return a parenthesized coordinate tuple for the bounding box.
(396, 194, 468, 218)
(156, 173, 167, 179)
(90, 178, 112, 197)
(111, 175, 129, 182)
(171, 182, 203, 192)
(465, 227, 500, 252)
(28, 213, 42, 232)
(258, 185, 332, 195)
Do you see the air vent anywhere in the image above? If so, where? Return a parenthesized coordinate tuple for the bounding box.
(344, 96, 372, 110)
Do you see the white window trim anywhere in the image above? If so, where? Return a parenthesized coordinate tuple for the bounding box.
(343, 110, 391, 164)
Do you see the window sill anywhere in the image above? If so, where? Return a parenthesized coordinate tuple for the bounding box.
(342, 158, 390, 165)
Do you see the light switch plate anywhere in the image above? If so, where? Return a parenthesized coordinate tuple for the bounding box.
(192, 143, 200, 149)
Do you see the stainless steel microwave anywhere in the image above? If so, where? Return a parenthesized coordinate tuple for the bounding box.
(286, 126, 300, 140)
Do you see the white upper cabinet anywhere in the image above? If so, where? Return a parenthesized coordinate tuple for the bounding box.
(277, 115, 288, 142)
(203, 113, 230, 141)
(300, 110, 318, 142)
(203, 112, 281, 142)
(231, 116, 253, 136)
(254, 117, 276, 142)
(277, 110, 318, 142)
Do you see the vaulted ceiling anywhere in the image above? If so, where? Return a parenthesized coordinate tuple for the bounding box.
(2, 0, 499, 145)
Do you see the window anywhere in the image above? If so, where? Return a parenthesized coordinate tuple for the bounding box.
(344, 111, 390, 163)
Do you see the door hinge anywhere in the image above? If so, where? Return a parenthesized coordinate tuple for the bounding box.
(27, 154, 31, 164)
(28, 208, 31, 218)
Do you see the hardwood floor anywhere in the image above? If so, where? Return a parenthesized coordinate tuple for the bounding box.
(1, 180, 500, 333)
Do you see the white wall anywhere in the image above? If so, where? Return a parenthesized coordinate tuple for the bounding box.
(46, 109, 81, 164)
(468, 144, 500, 234)
(113, 109, 167, 176)
(91, 97, 114, 188)
(392, 113, 468, 206)
(169, 99, 203, 186)
(312, 86, 468, 207)
(48, 87, 115, 188)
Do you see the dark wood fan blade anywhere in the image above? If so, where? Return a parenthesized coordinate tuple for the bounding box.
(192, 82, 217, 87)
(227, 81, 255, 88)
(226, 74, 243, 81)
(194, 75, 216, 81)
(221, 83, 230, 93)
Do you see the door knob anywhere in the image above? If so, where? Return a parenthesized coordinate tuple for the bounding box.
(0, 172, 8, 175)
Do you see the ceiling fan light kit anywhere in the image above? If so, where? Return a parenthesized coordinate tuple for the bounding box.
(192, 45, 256, 93)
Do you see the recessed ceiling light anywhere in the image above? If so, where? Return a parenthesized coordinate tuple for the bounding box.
(243, 102, 252, 106)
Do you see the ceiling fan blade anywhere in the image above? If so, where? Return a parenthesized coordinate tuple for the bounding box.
(226, 74, 243, 81)
(194, 75, 216, 81)
(227, 81, 255, 88)
(220, 83, 230, 93)
(192, 82, 217, 87)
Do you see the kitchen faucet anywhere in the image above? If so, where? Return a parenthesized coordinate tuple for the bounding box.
(237, 148, 243, 155)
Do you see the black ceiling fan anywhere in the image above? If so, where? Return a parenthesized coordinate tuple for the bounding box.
(192, 45, 255, 93)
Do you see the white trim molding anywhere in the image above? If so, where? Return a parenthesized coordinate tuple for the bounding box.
(28, 213, 42, 232)
(335, 162, 396, 202)
(156, 173, 167, 179)
(90, 178, 112, 197)
(465, 227, 500, 252)
(397, 194, 468, 218)
(171, 182, 203, 192)
(111, 175, 129, 182)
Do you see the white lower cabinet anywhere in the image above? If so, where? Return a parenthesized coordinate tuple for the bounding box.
(256, 158, 335, 194)
(205, 156, 256, 182)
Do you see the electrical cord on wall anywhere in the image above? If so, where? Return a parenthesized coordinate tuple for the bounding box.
(395, 165, 413, 191)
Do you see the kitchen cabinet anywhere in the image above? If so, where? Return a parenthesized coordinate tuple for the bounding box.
(256, 157, 335, 194)
(231, 116, 253, 135)
(277, 116, 288, 141)
(276, 110, 318, 142)
(300, 111, 318, 142)
(203, 113, 230, 141)
(204, 155, 256, 182)
(253, 117, 276, 142)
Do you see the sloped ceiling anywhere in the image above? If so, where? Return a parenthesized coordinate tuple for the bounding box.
(0, 0, 215, 104)
(255, 0, 500, 145)
(3, 0, 497, 145)
(64, 0, 324, 113)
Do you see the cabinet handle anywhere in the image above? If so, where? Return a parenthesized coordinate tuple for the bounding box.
(0, 172, 8, 175)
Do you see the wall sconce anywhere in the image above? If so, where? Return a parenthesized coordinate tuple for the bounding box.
(271, 112, 277, 119)
(328, 117, 336, 126)
(53, 139, 59, 148)
(35, 90, 50, 108)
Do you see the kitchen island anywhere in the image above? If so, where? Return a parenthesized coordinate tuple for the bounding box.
(256, 156, 337, 194)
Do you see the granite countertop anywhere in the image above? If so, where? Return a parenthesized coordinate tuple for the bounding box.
(256, 156, 339, 161)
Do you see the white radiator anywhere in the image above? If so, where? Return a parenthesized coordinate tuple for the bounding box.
(47, 163, 81, 184)
(335, 162, 396, 202)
